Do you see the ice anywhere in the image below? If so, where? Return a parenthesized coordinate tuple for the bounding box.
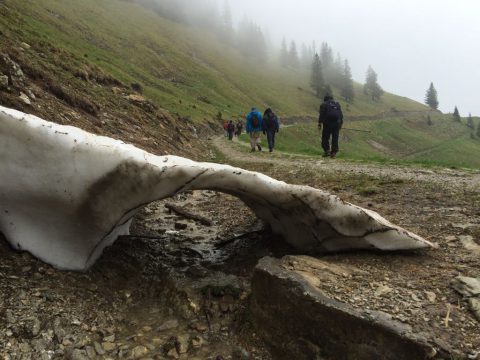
(0, 106, 434, 270)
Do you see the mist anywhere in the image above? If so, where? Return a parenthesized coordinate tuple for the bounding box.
(139, 0, 480, 116)
(229, 0, 480, 116)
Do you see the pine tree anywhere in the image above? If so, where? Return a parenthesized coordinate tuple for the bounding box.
(363, 66, 384, 101)
(323, 84, 333, 99)
(340, 59, 355, 103)
(288, 41, 299, 69)
(310, 53, 324, 98)
(424, 82, 439, 110)
(452, 106, 461, 122)
(220, 0, 234, 43)
(320, 42, 334, 83)
(279, 37, 289, 67)
(467, 113, 474, 129)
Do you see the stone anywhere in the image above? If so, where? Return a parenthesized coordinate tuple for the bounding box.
(20, 42, 31, 50)
(85, 346, 96, 359)
(94, 342, 105, 355)
(130, 345, 148, 359)
(102, 342, 116, 352)
(176, 335, 190, 354)
(167, 348, 179, 359)
(451, 276, 480, 297)
(70, 349, 89, 360)
(459, 235, 480, 255)
(19, 92, 31, 105)
(250, 256, 437, 360)
(468, 298, 480, 321)
(424, 291, 437, 303)
(374, 285, 393, 298)
(103, 334, 115, 343)
(157, 319, 179, 332)
(191, 336, 203, 348)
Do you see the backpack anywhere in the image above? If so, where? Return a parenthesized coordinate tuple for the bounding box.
(251, 113, 260, 128)
(324, 100, 342, 123)
(265, 113, 276, 130)
(227, 123, 235, 132)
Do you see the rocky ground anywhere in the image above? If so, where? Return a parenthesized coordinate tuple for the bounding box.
(1, 136, 480, 360)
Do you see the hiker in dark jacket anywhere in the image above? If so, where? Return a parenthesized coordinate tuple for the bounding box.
(227, 120, 235, 140)
(236, 120, 243, 136)
(246, 107, 263, 152)
(262, 108, 280, 152)
(318, 95, 343, 158)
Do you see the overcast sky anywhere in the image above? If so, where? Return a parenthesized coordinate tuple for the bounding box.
(230, 0, 480, 116)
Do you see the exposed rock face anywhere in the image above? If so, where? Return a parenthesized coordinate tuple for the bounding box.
(0, 105, 433, 270)
(250, 256, 437, 360)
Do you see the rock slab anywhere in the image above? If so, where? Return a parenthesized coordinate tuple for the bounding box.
(250, 257, 437, 360)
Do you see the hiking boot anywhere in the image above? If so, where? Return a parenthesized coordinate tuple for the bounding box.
(322, 151, 330, 158)
(269, 148, 273, 153)
(330, 152, 337, 159)
(257, 144, 262, 151)
(250, 148, 256, 153)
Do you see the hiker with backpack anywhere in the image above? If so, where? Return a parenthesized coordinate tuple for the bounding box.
(318, 95, 343, 158)
(236, 120, 243, 137)
(246, 107, 263, 152)
(262, 108, 280, 152)
(227, 120, 235, 140)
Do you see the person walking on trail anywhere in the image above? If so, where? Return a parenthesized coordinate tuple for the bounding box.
(223, 120, 228, 137)
(262, 108, 280, 152)
(227, 120, 235, 140)
(318, 95, 343, 158)
(246, 107, 263, 152)
(236, 120, 243, 137)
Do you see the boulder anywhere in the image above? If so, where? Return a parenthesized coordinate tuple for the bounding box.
(250, 256, 437, 360)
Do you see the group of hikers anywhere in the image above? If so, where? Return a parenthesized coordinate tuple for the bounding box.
(222, 94, 343, 157)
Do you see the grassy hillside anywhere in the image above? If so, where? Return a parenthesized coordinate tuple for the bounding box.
(239, 113, 480, 169)
(0, 0, 428, 124)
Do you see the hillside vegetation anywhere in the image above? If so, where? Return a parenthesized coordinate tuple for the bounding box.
(242, 112, 480, 169)
(0, 0, 428, 125)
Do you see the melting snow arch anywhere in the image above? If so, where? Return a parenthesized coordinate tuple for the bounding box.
(0, 106, 434, 271)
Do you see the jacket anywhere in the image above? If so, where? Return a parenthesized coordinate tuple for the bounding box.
(262, 113, 280, 132)
(246, 110, 263, 133)
(319, 100, 344, 127)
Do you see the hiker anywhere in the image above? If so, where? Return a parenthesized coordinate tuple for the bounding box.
(246, 107, 263, 152)
(227, 120, 235, 140)
(318, 95, 343, 158)
(223, 120, 228, 137)
(262, 108, 280, 152)
(236, 120, 243, 136)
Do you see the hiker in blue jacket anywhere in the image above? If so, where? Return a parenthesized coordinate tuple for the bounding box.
(246, 107, 263, 152)
(262, 108, 280, 152)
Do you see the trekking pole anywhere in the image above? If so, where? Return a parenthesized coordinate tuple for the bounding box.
(341, 128, 372, 133)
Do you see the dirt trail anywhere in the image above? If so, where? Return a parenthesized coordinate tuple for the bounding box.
(213, 136, 480, 190)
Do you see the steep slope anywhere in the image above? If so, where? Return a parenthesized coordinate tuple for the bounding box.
(0, 0, 428, 130)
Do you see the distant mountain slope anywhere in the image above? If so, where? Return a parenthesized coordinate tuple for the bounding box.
(0, 0, 426, 146)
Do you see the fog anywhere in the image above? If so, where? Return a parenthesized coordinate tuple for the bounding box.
(230, 0, 480, 116)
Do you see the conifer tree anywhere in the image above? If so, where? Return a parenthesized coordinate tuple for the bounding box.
(363, 66, 383, 101)
(323, 84, 333, 99)
(279, 37, 289, 67)
(220, 0, 234, 43)
(340, 59, 355, 103)
(310, 53, 324, 98)
(467, 113, 474, 129)
(424, 82, 439, 110)
(288, 41, 300, 69)
(453, 106, 461, 122)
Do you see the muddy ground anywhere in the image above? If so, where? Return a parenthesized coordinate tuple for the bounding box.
(1, 137, 480, 359)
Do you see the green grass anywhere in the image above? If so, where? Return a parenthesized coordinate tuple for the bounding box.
(0, 0, 429, 124)
(239, 114, 480, 169)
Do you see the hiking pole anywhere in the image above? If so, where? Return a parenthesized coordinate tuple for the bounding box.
(341, 128, 372, 133)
